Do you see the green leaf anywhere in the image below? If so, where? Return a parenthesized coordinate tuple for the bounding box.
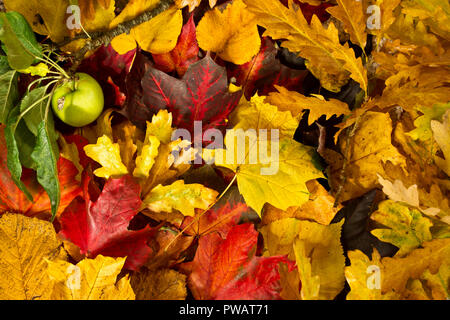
(0, 70, 18, 124)
(0, 55, 11, 73)
(0, 11, 42, 70)
(4, 106, 33, 200)
(371, 200, 433, 256)
(15, 118, 37, 170)
(31, 121, 60, 220)
(19, 87, 50, 135)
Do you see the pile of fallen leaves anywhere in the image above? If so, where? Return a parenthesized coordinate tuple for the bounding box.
(0, 0, 449, 300)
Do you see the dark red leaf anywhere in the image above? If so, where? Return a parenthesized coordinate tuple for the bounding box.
(182, 223, 294, 300)
(58, 173, 156, 270)
(152, 14, 199, 77)
(78, 44, 136, 108)
(228, 37, 307, 99)
(125, 53, 242, 138)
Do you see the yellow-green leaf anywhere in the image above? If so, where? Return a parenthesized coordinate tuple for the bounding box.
(143, 180, 218, 216)
(371, 200, 433, 257)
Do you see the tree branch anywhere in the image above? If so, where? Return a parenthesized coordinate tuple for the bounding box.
(66, 0, 174, 72)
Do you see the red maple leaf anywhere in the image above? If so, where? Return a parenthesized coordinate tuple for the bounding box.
(125, 52, 242, 138)
(58, 172, 157, 270)
(182, 223, 295, 300)
(0, 126, 82, 218)
(152, 14, 199, 77)
(228, 37, 307, 99)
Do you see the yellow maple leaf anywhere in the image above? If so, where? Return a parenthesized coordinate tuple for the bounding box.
(230, 94, 299, 138)
(327, 0, 367, 50)
(131, 268, 187, 300)
(0, 213, 67, 300)
(47, 255, 135, 300)
(204, 94, 323, 215)
(244, 0, 367, 93)
(431, 110, 450, 177)
(143, 180, 218, 217)
(196, 0, 261, 65)
(110, 1, 183, 54)
(266, 85, 350, 125)
(207, 136, 324, 216)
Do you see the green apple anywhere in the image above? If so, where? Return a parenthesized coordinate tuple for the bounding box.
(51, 73, 104, 127)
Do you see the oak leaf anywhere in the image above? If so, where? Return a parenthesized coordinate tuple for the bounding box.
(407, 103, 450, 142)
(326, 0, 367, 49)
(0, 213, 67, 300)
(325, 111, 407, 202)
(244, 0, 367, 93)
(47, 255, 135, 300)
(431, 109, 450, 176)
(196, 0, 261, 65)
(143, 180, 218, 217)
(266, 85, 350, 125)
(346, 239, 450, 299)
(371, 200, 433, 257)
